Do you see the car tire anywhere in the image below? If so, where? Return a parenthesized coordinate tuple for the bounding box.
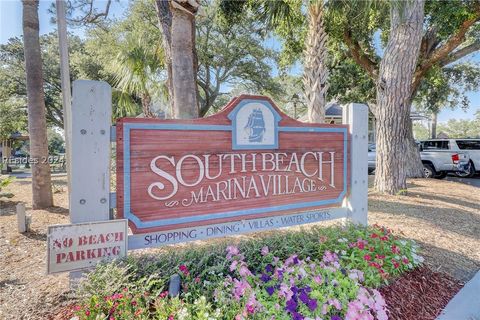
(423, 163, 436, 178)
(434, 171, 447, 179)
(455, 161, 475, 178)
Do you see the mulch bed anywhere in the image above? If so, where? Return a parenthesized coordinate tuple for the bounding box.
(380, 266, 464, 320)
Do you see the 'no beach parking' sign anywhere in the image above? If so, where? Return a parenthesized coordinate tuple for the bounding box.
(116, 95, 351, 247)
(47, 220, 128, 274)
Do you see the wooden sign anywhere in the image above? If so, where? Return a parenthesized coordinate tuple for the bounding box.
(47, 220, 128, 274)
(117, 95, 350, 239)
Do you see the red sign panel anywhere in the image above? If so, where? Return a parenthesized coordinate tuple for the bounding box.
(117, 95, 350, 234)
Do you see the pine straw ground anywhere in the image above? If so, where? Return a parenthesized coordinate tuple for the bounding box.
(0, 175, 478, 320)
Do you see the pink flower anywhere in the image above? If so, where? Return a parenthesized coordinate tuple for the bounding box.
(261, 246, 269, 256)
(226, 246, 240, 259)
(329, 298, 342, 310)
(402, 257, 409, 264)
(364, 254, 372, 261)
(239, 264, 252, 277)
(159, 291, 169, 298)
(391, 245, 400, 254)
(232, 279, 250, 300)
(85, 309, 90, 316)
(230, 260, 238, 271)
(323, 251, 338, 263)
(179, 264, 189, 276)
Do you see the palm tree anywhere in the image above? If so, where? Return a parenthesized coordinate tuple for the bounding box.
(241, 0, 330, 123)
(22, 0, 53, 208)
(304, 1, 329, 123)
(112, 35, 165, 118)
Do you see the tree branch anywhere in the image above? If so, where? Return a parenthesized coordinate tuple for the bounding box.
(440, 40, 480, 66)
(412, 12, 480, 92)
(342, 29, 378, 80)
(69, 0, 112, 24)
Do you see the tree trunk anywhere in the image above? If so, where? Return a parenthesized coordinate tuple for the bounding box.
(431, 111, 437, 138)
(141, 92, 155, 118)
(374, 0, 425, 194)
(170, 1, 199, 119)
(304, 1, 328, 123)
(22, 0, 53, 208)
(154, 0, 174, 117)
(404, 112, 424, 178)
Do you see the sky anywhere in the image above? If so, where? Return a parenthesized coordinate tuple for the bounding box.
(1, 0, 479, 123)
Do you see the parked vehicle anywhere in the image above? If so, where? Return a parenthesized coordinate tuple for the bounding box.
(367, 143, 470, 179)
(419, 139, 480, 177)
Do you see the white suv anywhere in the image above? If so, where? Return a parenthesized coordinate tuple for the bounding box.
(421, 139, 480, 177)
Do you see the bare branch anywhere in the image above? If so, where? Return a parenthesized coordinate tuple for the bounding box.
(68, 0, 112, 24)
(412, 12, 480, 92)
(342, 29, 378, 80)
(440, 40, 480, 66)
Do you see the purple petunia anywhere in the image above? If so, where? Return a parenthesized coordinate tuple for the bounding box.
(292, 311, 304, 320)
(260, 273, 271, 283)
(285, 299, 298, 313)
(307, 298, 318, 312)
(266, 286, 275, 296)
(331, 316, 342, 320)
(299, 290, 309, 304)
(265, 264, 274, 273)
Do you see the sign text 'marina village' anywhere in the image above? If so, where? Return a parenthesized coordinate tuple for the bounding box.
(117, 95, 350, 236)
(147, 151, 336, 206)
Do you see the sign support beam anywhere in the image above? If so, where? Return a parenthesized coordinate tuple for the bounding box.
(342, 103, 369, 225)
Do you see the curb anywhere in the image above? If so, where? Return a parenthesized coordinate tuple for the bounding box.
(436, 270, 480, 320)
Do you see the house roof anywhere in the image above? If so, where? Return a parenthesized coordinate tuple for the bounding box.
(325, 102, 343, 117)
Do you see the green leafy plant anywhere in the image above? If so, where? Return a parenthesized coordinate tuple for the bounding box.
(74, 224, 422, 319)
(0, 175, 14, 198)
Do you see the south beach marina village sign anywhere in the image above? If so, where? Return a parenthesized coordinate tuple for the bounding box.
(48, 80, 368, 273)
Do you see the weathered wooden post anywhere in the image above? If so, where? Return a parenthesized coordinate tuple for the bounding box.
(70, 80, 112, 223)
(342, 103, 369, 225)
(16, 202, 27, 233)
(68, 80, 112, 284)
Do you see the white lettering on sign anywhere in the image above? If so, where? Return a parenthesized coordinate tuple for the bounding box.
(147, 151, 336, 205)
(47, 220, 128, 274)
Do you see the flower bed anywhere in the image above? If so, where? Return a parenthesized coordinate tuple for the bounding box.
(73, 224, 423, 320)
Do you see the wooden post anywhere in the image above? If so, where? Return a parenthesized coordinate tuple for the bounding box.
(69, 80, 112, 287)
(69, 80, 112, 224)
(16, 202, 27, 233)
(342, 103, 369, 225)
